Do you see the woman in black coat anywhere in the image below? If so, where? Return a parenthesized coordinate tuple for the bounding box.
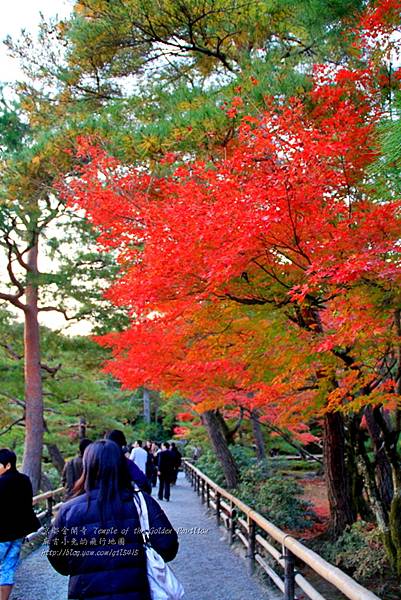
(47, 439, 179, 600)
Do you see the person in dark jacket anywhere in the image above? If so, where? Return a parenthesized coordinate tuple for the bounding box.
(105, 430, 151, 494)
(0, 448, 40, 600)
(47, 439, 179, 600)
(157, 442, 174, 502)
(143, 446, 156, 489)
(150, 443, 160, 487)
(62, 438, 92, 500)
(170, 443, 182, 485)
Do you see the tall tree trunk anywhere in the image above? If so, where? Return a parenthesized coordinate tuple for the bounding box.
(371, 404, 401, 574)
(388, 311, 401, 574)
(356, 426, 395, 563)
(346, 416, 372, 521)
(143, 388, 151, 424)
(323, 412, 355, 537)
(250, 410, 266, 461)
(21, 240, 43, 494)
(202, 410, 239, 488)
(46, 442, 65, 475)
(40, 472, 53, 491)
(79, 416, 87, 439)
(364, 406, 393, 513)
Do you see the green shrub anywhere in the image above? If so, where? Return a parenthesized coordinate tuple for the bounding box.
(195, 445, 262, 486)
(194, 446, 316, 532)
(321, 521, 388, 582)
(230, 445, 255, 469)
(236, 476, 317, 531)
(43, 465, 62, 489)
(195, 450, 225, 485)
(273, 458, 319, 472)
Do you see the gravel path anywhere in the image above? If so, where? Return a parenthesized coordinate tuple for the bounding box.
(12, 473, 276, 600)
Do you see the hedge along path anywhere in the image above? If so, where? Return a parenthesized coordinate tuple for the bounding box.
(11, 472, 274, 600)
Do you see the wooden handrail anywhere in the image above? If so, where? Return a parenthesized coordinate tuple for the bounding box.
(25, 486, 65, 544)
(32, 487, 64, 505)
(183, 460, 381, 600)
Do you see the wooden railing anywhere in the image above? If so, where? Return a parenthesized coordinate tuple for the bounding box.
(26, 487, 64, 543)
(183, 461, 381, 600)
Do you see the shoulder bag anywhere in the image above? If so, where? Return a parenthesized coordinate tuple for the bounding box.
(133, 490, 185, 600)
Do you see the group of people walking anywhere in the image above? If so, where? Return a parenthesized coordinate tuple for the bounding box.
(0, 431, 183, 600)
(62, 433, 182, 503)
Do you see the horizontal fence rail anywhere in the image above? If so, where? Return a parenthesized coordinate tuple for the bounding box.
(183, 460, 381, 600)
(26, 486, 64, 543)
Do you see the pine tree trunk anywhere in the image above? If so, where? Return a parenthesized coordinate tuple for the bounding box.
(46, 442, 65, 475)
(202, 410, 239, 488)
(323, 412, 355, 537)
(21, 241, 43, 494)
(250, 410, 266, 461)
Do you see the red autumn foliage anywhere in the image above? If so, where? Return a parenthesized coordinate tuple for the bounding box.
(61, 2, 401, 437)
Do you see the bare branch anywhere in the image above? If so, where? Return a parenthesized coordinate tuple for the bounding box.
(0, 291, 26, 311)
(0, 343, 23, 361)
(0, 418, 25, 436)
(41, 362, 62, 377)
(4, 240, 25, 296)
(3, 226, 30, 273)
(0, 391, 25, 408)
(0, 342, 62, 377)
(38, 306, 81, 321)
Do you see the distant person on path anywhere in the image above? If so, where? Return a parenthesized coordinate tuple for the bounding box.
(158, 442, 174, 502)
(105, 430, 151, 494)
(191, 446, 201, 462)
(47, 440, 179, 600)
(170, 443, 182, 485)
(129, 440, 148, 475)
(143, 443, 157, 489)
(150, 443, 160, 487)
(0, 449, 40, 600)
(62, 438, 92, 500)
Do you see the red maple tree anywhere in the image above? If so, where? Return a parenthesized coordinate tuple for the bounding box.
(62, 1, 401, 549)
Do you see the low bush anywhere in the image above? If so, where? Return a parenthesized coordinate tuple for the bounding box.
(195, 450, 225, 485)
(320, 521, 389, 582)
(196, 447, 317, 531)
(195, 445, 261, 485)
(236, 476, 317, 531)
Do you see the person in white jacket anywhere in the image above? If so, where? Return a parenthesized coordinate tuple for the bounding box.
(129, 439, 148, 475)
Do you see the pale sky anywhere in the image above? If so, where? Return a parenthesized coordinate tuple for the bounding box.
(0, 0, 96, 335)
(0, 0, 73, 84)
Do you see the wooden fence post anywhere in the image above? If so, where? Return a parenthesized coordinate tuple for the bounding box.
(248, 517, 256, 575)
(283, 545, 295, 600)
(206, 484, 210, 508)
(216, 492, 221, 527)
(201, 479, 205, 504)
(229, 507, 236, 545)
(46, 496, 53, 517)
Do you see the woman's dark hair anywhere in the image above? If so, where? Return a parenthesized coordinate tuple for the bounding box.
(105, 429, 127, 448)
(73, 440, 131, 520)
